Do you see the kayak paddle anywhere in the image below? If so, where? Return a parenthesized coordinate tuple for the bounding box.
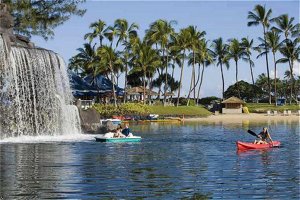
(247, 130, 260, 138)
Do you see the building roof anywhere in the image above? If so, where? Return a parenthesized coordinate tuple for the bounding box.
(126, 86, 158, 95)
(222, 96, 245, 104)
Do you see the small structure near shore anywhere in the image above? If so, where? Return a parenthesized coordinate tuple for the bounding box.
(221, 96, 245, 114)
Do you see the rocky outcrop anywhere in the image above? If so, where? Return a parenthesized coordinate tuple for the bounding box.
(78, 107, 118, 134)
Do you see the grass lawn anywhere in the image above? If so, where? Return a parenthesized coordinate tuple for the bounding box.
(148, 105, 212, 117)
(246, 103, 300, 113)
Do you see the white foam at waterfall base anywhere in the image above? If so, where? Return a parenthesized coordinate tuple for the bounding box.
(0, 134, 96, 144)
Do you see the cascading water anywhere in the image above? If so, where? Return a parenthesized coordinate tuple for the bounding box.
(0, 34, 81, 139)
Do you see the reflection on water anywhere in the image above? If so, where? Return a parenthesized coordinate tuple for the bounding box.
(0, 121, 299, 199)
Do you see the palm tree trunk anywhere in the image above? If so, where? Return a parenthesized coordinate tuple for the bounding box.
(235, 60, 240, 98)
(273, 53, 277, 106)
(187, 63, 201, 103)
(163, 48, 169, 106)
(220, 63, 225, 99)
(157, 68, 162, 100)
(289, 61, 295, 104)
(148, 75, 152, 105)
(193, 52, 196, 101)
(110, 68, 117, 107)
(170, 61, 175, 102)
(123, 54, 128, 103)
(186, 67, 194, 106)
(187, 52, 196, 106)
(249, 57, 255, 85)
(176, 50, 185, 107)
(263, 27, 271, 104)
(143, 71, 146, 105)
(284, 35, 294, 104)
(196, 63, 205, 106)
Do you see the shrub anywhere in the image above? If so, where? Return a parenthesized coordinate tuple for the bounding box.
(188, 99, 196, 106)
(93, 103, 150, 117)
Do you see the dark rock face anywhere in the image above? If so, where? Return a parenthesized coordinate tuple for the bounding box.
(78, 108, 101, 133)
(78, 107, 118, 134)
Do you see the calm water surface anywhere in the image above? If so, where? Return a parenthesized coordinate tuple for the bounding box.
(0, 121, 299, 199)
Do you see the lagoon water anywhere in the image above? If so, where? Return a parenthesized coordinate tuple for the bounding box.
(0, 121, 299, 199)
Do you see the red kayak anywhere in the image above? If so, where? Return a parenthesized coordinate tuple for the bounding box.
(236, 141, 281, 151)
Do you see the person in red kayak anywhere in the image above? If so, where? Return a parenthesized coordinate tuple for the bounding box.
(254, 127, 273, 144)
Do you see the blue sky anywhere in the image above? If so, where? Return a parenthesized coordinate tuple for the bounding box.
(32, 0, 299, 98)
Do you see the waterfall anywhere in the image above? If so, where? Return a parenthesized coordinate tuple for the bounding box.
(0, 35, 81, 139)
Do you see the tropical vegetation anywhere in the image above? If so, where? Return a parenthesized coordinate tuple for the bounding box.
(68, 4, 300, 108)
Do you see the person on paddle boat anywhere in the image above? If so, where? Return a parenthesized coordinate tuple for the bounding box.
(254, 127, 273, 144)
(113, 128, 125, 138)
(122, 124, 133, 137)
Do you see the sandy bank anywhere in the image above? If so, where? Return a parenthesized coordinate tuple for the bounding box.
(183, 113, 299, 123)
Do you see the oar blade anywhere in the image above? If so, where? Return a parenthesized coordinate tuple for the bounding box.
(247, 130, 259, 138)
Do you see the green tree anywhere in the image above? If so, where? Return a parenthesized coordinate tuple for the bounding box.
(130, 42, 161, 104)
(224, 80, 263, 102)
(272, 14, 299, 104)
(5, 0, 86, 40)
(248, 4, 273, 104)
(185, 26, 206, 106)
(173, 28, 192, 106)
(68, 43, 99, 79)
(97, 46, 122, 107)
(196, 39, 214, 105)
(114, 19, 139, 103)
(84, 20, 106, 46)
(145, 19, 176, 106)
(104, 25, 118, 48)
(241, 37, 255, 85)
(212, 37, 229, 99)
(255, 73, 269, 100)
(272, 14, 300, 39)
(277, 38, 300, 104)
(265, 31, 281, 106)
(228, 38, 246, 98)
(169, 48, 182, 102)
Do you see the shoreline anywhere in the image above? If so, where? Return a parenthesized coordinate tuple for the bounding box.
(183, 113, 300, 123)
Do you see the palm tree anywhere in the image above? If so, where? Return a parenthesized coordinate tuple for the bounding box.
(145, 19, 177, 105)
(272, 14, 299, 104)
(185, 26, 206, 106)
(272, 14, 299, 40)
(131, 42, 161, 104)
(114, 19, 139, 103)
(196, 39, 214, 105)
(248, 4, 273, 104)
(84, 20, 106, 47)
(212, 37, 229, 99)
(277, 38, 300, 104)
(172, 28, 192, 106)
(69, 43, 99, 78)
(104, 25, 118, 48)
(241, 37, 255, 85)
(97, 45, 122, 107)
(264, 31, 281, 106)
(228, 38, 245, 98)
(169, 48, 182, 102)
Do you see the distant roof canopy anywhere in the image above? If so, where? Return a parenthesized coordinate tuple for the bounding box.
(69, 72, 123, 97)
(126, 86, 158, 96)
(222, 96, 245, 104)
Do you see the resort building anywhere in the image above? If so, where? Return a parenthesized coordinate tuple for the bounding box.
(221, 96, 245, 114)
